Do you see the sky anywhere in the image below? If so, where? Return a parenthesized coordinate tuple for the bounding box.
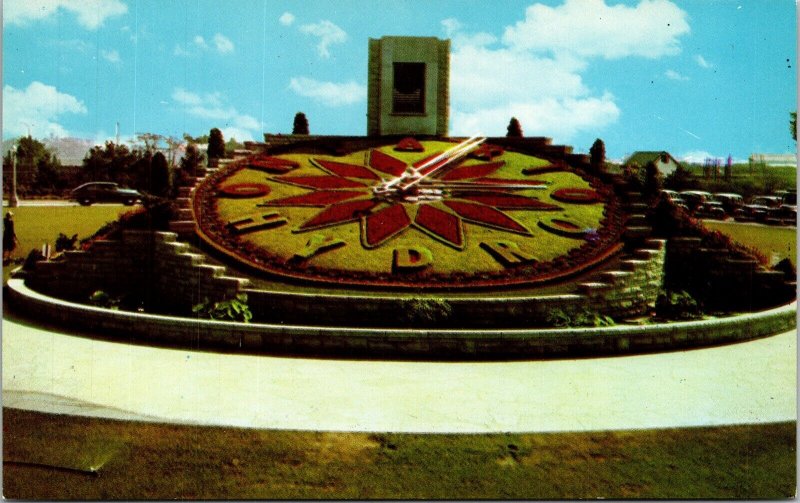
(2, 0, 797, 162)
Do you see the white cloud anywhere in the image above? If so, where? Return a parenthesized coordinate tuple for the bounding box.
(172, 87, 259, 141)
(678, 150, 716, 163)
(3, 81, 88, 138)
(451, 96, 620, 139)
(5, 0, 128, 30)
(694, 54, 712, 68)
(173, 44, 190, 57)
(193, 35, 208, 49)
(299, 20, 347, 58)
(288, 77, 366, 107)
(101, 49, 120, 64)
(665, 69, 689, 81)
(213, 33, 234, 54)
(502, 0, 689, 59)
(279, 12, 295, 26)
(441, 18, 462, 37)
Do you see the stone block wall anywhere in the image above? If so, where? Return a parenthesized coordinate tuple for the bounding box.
(667, 237, 796, 310)
(26, 231, 249, 313)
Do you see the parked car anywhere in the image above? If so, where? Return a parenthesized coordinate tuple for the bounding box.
(658, 189, 688, 210)
(774, 190, 797, 225)
(712, 193, 744, 215)
(71, 182, 142, 206)
(679, 190, 712, 212)
(734, 195, 782, 222)
(694, 200, 726, 219)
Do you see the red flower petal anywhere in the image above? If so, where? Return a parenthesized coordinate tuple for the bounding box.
(394, 137, 424, 152)
(369, 149, 408, 177)
(459, 194, 562, 210)
(314, 159, 381, 180)
(440, 161, 505, 181)
(414, 204, 464, 249)
(265, 190, 367, 207)
(277, 176, 368, 189)
(470, 144, 504, 160)
(551, 187, 602, 204)
(248, 157, 299, 174)
(475, 178, 548, 186)
(444, 200, 531, 235)
(298, 199, 378, 231)
(362, 204, 411, 248)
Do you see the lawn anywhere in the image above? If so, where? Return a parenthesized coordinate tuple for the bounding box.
(3, 409, 795, 500)
(2, 205, 133, 283)
(703, 220, 796, 263)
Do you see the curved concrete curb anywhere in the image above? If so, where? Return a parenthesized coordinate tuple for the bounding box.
(6, 278, 796, 359)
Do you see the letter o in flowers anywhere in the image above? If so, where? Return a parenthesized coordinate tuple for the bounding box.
(218, 183, 271, 198)
(538, 216, 589, 239)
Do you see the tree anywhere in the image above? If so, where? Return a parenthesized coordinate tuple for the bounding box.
(791, 111, 797, 141)
(150, 151, 170, 197)
(11, 136, 64, 194)
(589, 139, 606, 174)
(292, 112, 309, 135)
(207, 128, 225, 160)
(642, 161, 663, 198)
(180, 143, 204, 179)
(506, 117, 523, 137)
(136, 132, 163, 153)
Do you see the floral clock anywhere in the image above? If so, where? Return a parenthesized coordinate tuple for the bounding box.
(193, 138, 624, 288)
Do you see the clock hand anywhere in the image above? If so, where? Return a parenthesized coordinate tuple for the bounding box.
(372, 135, 485, 196)
(397, 135, 486, 191)
(417, 180, 549, 191)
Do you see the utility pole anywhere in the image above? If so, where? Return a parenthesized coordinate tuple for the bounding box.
(116, 122, 120, 145)
(8, 151, 19, 208)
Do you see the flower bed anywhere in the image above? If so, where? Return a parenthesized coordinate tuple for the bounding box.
(218, 183, 271, 198)
(298, 199, 378, 231)
(414, 204, 463, 248)
(277, 175, 368, 190)
(363, 204, 411, 247)
(459, 194, 561, 210)
(265, 190, 366, 207)
(444, 200, 529, 235)
(551, 187, 602, 204)
(394, 137, 424, 152)
(314, 159, 381, 180)
(370, 149, 408, 177)
(248, 157, 299, 174)
(441, 161, 505, 180)
(470, 144, 504, 160)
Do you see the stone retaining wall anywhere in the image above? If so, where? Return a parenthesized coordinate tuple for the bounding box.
(24, 230, 667, 326)
(6, 279, 795, 359)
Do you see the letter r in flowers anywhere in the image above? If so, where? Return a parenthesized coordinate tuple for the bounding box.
(480, 241, 538, 267)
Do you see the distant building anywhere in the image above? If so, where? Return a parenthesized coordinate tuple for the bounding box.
(623, 151, 682, 176)
(748, 153, 797, 168)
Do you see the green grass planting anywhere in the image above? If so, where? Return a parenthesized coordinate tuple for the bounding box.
(3, 408, 794, 499)
(703, 220, 796, 263)
(2, 205, 134, 283)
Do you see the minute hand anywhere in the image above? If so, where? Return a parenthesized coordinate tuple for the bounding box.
(397, 136, 486, 191)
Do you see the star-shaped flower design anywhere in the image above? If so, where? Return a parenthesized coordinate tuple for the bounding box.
(259, 140, 562, 250)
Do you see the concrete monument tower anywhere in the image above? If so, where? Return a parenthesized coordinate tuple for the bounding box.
(367, 36, 450, 137)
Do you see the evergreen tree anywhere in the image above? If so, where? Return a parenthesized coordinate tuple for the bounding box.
(207, 128, 226, 160)
(791, 111, 797, 141)
(150, 151, 170, 197)
(180, 143, 204, 179)
(506, 117, 523, 137)
(642, 161, 663, 198)
(589, 138, 606, 173)
(293, 112, 310, 135)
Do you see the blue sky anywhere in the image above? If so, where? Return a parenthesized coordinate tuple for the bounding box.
(2, 0, 796, 161)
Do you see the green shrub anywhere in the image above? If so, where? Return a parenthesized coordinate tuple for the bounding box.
(399, 298, 452, 324)
(193, 293, 253, 323)
(89, 290, 120, 310)
(655, 290, 702, 320)
(546, 308, 615, 328)
(55, 233, 78, 252)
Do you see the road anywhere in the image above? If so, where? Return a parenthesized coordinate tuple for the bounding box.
(2, 314, 795, 433)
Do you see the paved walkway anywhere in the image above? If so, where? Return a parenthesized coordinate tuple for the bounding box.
(2, 316, 796, 433)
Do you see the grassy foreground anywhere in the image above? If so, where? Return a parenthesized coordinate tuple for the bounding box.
(2, 409, 795, 499)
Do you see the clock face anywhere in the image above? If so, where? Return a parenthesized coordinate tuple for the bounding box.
(193, 138, 623, 289)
